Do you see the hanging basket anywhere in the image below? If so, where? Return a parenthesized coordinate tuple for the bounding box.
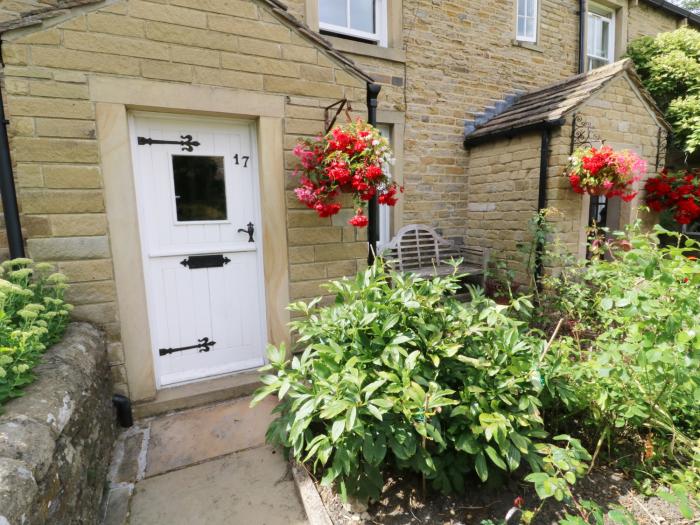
(566, 146, 647, 202)
(291, 119, 401, 227)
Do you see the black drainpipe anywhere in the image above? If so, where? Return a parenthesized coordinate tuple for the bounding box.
(534, 127, 552, 287)
(0, 84, 25, 259)
(578, 0, 587, 74)
(366, 82, 381, 266)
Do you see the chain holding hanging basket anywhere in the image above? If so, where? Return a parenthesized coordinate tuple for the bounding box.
(292, 118, 401, 227)
(566, 145, 647, 202)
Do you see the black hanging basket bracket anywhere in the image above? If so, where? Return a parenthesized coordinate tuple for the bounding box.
(570, 113, 604, 153)
(324, 99, 352, 134)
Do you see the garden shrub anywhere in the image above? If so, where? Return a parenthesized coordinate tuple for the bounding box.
(627, 27, 700, 154)
(252, 262, 571, 500)
(541, 226, 700, 499)
(0, 259, 72, 405)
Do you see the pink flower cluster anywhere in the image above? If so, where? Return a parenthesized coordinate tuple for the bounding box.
(292, 119, 401, 227)
(566, 146, 647, 202)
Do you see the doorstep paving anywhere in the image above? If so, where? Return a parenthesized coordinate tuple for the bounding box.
(101, 395, 308, 525)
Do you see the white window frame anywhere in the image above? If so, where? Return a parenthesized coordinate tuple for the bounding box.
(376, 124, 392, 251)
(318, 0, 388, 47)
(516, 0, 538, 43)
(587, 4, 615, 70)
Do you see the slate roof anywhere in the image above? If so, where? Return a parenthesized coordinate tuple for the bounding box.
(463, 59, 671, 147)
(0, 0, 373, 83)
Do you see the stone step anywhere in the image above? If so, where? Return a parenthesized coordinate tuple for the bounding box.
(132, 370, 261, 420)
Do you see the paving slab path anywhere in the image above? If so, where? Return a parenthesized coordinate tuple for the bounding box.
(101, 396, 309, 525)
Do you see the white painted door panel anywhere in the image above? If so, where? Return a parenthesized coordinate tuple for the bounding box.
(130, 113, 266, 387)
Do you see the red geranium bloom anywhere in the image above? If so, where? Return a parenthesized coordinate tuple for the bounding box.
(349, 210, 369, 227)
(292, 119, 399, 227)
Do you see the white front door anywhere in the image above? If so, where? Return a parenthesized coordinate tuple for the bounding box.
(130, 113, 267, 388)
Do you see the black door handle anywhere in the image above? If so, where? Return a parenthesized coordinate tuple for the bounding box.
(238, 222, 255, 242)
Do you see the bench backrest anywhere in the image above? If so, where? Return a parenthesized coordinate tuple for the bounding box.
(380, 224, 453, 271)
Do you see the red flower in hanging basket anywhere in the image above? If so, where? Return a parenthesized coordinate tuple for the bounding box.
(291, 119, 399, 227)
(646, 168, 700, 225)
(566, 145, 646, 201)
(349, 209, 369, 227)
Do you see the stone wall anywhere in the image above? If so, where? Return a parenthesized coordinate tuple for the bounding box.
(0, 323, 115, 525)
(546, 74, 663, 256)
(1, 0, 368, 394)
(465, 73, 664, 283)
(283, 0, 689, 242)
(628, 2, 682, 42)
(465, 132, 542, 283)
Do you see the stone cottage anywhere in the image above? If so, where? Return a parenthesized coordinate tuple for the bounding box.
(0, 0, 696, 411)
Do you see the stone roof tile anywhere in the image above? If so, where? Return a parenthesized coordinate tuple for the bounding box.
(463, 59, 670, 147)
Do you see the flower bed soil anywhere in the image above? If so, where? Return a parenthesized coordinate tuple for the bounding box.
(312, 468, 688, 524)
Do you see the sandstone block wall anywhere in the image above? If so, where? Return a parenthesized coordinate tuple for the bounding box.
(465, 74, 665, 283)
(284, 0, 688, 241)
(1, 0, 369, 393)
(0, 323, 115, 525)
(547, 74, 663, 255)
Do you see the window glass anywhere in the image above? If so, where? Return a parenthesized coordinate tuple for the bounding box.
(350, 0, 375, 33)
(377, 124, 392, 251)
(318, 0, 386, 46)
(319, 0, 347, 27)
(172, 155, 227, 222)
(587, 5, 615, 70)
(516, 0, 537, 42)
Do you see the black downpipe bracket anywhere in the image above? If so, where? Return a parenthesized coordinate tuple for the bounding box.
(0, 88, 25, 259)
(534, 128, 552, 287)
(366, 82, 381, 266)
(578, 0, 587, 74)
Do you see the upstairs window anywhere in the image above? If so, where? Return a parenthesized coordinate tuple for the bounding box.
(516, 0, 538, 42)
(319, 0, 388, 46)
(587, 4, 615, 70)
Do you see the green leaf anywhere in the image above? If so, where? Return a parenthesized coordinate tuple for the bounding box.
(362, 433, 387, 466)
(475, 451, 488, 482)
(485, 445, 507, 470)
(331, 419, 345, 442)
(455, 433, 479, 454)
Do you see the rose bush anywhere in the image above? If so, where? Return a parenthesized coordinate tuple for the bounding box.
(645, 168, 700, 225)
(566, 146, 646, 201)
(292, 119, 400, 227)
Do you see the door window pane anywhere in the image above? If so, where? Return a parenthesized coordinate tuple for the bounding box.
(350, 0, 375, 33)
(172, 155, 227, 221)
(319, 0, 347, 27)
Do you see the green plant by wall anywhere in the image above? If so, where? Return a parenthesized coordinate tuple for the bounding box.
(252, 263, 561, 501)
(627, 27, 700, 154)
(0, 259, 72, 405)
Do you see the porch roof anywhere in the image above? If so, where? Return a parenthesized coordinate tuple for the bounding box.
(0, 0, 374, 83)
(463, 59, 671, 148)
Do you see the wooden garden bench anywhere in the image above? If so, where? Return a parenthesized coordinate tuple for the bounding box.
(380, 224, 489, 286)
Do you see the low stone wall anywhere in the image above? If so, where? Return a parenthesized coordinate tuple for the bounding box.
(0, 323, 116, 525)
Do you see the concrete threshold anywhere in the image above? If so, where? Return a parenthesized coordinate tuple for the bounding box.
(133, 370, 261, 419)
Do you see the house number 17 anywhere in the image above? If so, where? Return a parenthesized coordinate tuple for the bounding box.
(233, 154, 249, 167)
